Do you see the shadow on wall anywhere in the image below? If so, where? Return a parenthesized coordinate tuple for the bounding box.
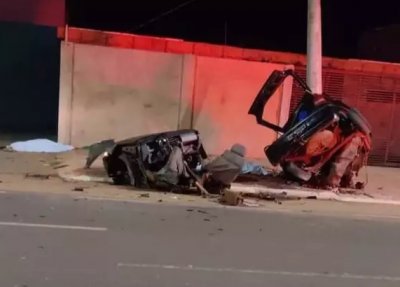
(0, 21, 60, 135)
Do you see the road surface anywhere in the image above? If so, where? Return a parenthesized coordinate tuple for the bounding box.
(1, 191, 400, 287)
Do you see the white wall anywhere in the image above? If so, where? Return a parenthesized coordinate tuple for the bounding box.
(58, 42, 293, 158)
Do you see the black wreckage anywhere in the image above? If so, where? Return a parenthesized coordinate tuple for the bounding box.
(86, 69, 372, 194)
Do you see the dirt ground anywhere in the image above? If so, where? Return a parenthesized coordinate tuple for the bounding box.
(0, 149, 400, 220)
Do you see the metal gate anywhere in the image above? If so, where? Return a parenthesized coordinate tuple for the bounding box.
(290, 67, 400, 167)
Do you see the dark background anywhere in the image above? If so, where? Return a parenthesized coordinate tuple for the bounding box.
(68, 0, 400, 61)
(0, 0, 64, 135)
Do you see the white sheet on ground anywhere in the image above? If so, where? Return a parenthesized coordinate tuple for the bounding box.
(8, 139, 74, 153)
(241, 161, 269, 176)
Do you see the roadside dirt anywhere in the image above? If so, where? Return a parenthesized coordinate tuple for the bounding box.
(0, 149, 400, 222)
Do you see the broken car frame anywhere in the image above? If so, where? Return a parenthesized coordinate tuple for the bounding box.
(86, 69, 373, 193)
(249, 69, 372, 188)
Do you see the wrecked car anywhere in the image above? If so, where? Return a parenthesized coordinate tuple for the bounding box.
(248, 69, 372, 189)
(86, 130, 207, 189)
(85, 130, 247, 194)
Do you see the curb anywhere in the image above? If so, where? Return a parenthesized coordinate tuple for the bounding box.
(58, 172, 113, 184)
(58, 172, 400, 206)
(230, 183, 400, 206)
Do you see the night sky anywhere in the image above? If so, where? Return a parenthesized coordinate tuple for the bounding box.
(68, 0, 400, 60)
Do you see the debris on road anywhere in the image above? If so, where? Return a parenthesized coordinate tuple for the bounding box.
(220, 186, 307, 206)
(220, 189, 244, 206)
(25, 173, 50, 180)
(72, 187, 85, 192)
(201, 144, 246, 194)
(139, 193, 150, 198)
(196, 209, 208, 214)
(52, 164, 69, 170)
(242, 199, 261, 207)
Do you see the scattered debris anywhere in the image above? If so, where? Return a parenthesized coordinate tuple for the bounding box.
(39, 215, 46, 218)
(53, 164, 69, 170)
(242, 199, 260, 207)
(203, 218, 211, 222)
(186, 209, 194, 212)
(85, 139, 115, 169)
(362, 193, 375, 199)
(139, 193, 150, 198)
(202, 144, 246, 195)
(158, 199, 163, 203)
(217, 228, 224, 232)
(72, 187, 85, 192)
(25, 174, 50, 180)
(220, 189, 244, 206)
(197, 209, 208, 214)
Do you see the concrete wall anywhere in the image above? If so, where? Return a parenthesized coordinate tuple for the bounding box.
(192, 56, 292, 158)
(59, 42, 292, 158)
(59, 43, 189, 145)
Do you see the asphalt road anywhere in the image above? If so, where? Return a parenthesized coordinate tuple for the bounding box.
(1, 191, 400, 287)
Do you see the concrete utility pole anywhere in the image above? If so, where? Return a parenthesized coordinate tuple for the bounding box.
(306, 0, 323, 94)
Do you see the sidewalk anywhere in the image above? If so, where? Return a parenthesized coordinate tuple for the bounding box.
(55, 149, 400, 205)
(0, 148, 399, 206)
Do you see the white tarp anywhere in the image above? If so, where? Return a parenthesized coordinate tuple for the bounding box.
(241, 161, 269, 176)
(8, 139, 74, 153)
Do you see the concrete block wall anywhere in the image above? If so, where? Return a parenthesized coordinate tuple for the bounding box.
(192, 57, 291, 158)
(59, 42, 293, 158)
(59, 43, 188, 146)
(58, 27, 400, 76)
